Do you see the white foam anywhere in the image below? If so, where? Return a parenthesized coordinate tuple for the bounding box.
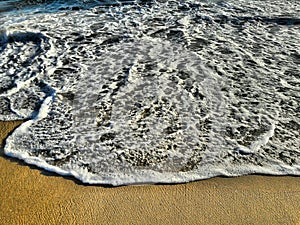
(250, 122, 277, 152)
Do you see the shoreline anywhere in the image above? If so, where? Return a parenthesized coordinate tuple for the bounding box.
(0, 121, 299, 224)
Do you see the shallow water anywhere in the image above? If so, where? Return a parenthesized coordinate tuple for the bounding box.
(1, 0, 299, 185)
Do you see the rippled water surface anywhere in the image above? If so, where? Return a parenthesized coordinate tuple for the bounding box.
(0, 0, 299, 185)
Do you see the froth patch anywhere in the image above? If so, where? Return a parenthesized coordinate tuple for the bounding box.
(71, 38, 224, 175)
(0, 28, 53, 120)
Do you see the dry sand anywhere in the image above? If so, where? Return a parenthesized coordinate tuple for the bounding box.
(0, 121, 299, 225)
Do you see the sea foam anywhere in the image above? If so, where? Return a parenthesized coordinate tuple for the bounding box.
(1, 0, 300, 185)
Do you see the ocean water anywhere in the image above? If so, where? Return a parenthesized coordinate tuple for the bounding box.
(0, 0, 299, 185)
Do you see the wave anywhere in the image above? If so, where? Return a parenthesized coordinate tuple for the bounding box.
(0, 0, 141, 14)
(1, 0, 300, 185)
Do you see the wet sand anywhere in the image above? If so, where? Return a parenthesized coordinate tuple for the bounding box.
(0, 121, 299, 225)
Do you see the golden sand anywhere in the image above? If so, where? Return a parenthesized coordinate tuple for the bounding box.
(0, 121, 299, 225)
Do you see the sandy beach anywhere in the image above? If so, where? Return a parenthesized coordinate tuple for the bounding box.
(0, 121, 299, 225)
